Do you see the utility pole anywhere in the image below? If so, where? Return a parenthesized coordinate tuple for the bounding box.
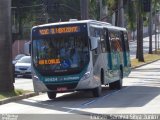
(80, 0, 89, 20)
(148, 1, 153, 54)
(0, 0, 14, 92)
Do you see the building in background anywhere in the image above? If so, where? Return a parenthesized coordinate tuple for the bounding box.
(12, 40, 30, 59)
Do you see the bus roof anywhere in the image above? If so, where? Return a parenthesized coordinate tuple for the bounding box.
(105, 25, 127, 32)
(32, 19, 111, 29)
(32, 19, 127, 32)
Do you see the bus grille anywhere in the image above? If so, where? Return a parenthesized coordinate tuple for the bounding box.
(46, 83, 78, 92)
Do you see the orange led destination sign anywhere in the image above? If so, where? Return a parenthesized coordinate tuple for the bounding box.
(39, 26, 80, 35)
(39, 59, 60, 65)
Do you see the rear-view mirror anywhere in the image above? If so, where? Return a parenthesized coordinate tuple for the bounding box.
(89, 36, 99, 50)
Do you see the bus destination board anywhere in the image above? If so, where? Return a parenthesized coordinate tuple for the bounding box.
(39, 26, 80, 35)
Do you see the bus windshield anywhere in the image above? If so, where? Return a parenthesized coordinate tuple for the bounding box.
(32, 34, 90, 76)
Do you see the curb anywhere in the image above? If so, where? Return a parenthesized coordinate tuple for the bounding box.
(131, 59, 160, 69)
(0, 92, 39, 105)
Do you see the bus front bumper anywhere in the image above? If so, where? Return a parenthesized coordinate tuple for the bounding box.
(32, 75, 100, 93)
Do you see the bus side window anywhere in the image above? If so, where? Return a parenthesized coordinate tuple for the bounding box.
(100, 30, 107, 52)
(92, 38, 101, 65)
(106, 31, 114, 69)
(124, 33, 129, 52)
(93, 39, 101, 55)
(105, 30, 111, 52)
(110, 32, 116, 52)
(110, 32, 122, 52)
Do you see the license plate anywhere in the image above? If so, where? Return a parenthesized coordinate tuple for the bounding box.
(57, 87, 67, 92)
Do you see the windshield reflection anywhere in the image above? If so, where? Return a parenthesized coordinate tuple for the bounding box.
(32, 34, 89, 75)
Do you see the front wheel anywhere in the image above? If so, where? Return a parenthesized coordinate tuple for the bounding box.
(92, 85, 102, 97)
(92, 71, 103, 97)
(109, 70, 123, 90)
(47, 92, 57, 99)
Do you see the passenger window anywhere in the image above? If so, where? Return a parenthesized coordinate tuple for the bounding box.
(100, 30, 107, 53)
(124, 33, 129, 51)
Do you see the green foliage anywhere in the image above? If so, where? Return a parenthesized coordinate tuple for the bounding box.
(12, 0, 160, 39)
(126, 1, 136, 31)
(105, 0, 117, 17)
(12, 0, 80, 39)
(106, 0, 116, 10)
(89, 0, 99, 20)
(89, 0, 109, 20)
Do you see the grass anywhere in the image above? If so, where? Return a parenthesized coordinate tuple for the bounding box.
(131, 50, 160, 68)
(0, 89, 30, 100)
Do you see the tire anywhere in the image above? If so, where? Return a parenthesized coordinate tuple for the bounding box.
(92, 85, 102, 97)
(92, 71, 103, 97)
(47, 92, 57, 99)
(109, 70, 123, 90)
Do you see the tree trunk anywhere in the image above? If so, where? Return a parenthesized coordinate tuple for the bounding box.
(148, 1, 152, 54)
(0, 0, 14, 92)
(115, 1, 118, 26)
(137, 0, 144, 62)
(154, 0, 157, 53)
(80, 0, 89, 20)
(117, 0, 124, 27)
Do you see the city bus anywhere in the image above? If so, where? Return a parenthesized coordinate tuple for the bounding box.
(31, 20, 131, 99)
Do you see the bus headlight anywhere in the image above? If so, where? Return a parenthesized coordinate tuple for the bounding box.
(81, 71, 91, 81)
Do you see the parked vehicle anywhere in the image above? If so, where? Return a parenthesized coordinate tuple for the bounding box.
(12, 54, 26, 64)
(14, 56, 31, 78)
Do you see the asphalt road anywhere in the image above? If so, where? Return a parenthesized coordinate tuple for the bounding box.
(1, 60, 160, 120)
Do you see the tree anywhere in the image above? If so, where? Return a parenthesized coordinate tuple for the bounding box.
(127, 0, 136, 41)
(89, 0, 101, 20)
(12, 0, 81, 39)
(148, 0, 153, 54)
(89, 0, 109, 21)
(80, 0, 89, 19)
(0, 0, 14, 92)
(136, 0, 144, 62)
(101, 0, 127, 26)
